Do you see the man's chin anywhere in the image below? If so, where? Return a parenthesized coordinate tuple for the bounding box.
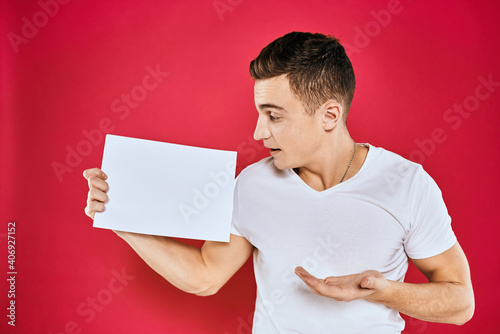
(271, 157, 291, 170)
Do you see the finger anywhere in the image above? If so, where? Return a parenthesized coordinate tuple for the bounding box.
(85, 203, 103, 219)
(294, 267, 325, 288)
(360, 275, 374, 289)
(84, 205, 95, 220)
(359, 275, 386, 291)
(294, 267, 328, 295)
(300, 274, 345, 299)
(88, 176, 109, 193)
(324, 274, 359, 285)
(85, 201, 105, 219)
(295, 268, 375, 301)
(87, 188, 108, 203)
(83, 168, 107, 181)
(294, 266, 314, 279)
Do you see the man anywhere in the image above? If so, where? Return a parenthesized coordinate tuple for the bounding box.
(84, 32, 474, 333)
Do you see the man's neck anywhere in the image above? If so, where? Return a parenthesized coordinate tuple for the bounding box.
(295, 133, 368, 191)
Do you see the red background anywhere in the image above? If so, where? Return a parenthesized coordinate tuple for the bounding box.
(1, 0, 499, 333)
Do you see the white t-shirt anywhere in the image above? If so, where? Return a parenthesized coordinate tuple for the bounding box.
(230, 144, 457, 334)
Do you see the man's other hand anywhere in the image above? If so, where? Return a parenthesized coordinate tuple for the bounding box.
(295, 266, 389, 302)
(83, 168, 109, 220)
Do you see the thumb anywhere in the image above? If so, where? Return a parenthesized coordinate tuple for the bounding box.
(360, 275, 379, 290)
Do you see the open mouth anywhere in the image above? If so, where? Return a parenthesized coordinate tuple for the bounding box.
(270, 148, 280, 152)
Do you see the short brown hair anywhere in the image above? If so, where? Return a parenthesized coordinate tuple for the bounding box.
(249, 32, 356, 121)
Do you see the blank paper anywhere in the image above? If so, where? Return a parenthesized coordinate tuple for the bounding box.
(93, 134, 237, 242)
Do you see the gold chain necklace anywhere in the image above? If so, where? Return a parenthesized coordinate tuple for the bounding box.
(339, 141, 356, 183)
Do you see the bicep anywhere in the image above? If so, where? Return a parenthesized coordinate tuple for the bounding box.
(411, 242, 471, 286)
(201, 234, 254, 288)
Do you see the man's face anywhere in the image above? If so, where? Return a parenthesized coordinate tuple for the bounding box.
(253, 75, 325, 170)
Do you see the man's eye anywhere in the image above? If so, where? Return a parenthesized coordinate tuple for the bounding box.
(269, 114, 280, 121)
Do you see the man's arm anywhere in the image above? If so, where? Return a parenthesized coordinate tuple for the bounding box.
(295, 242, 474, 325)
(83, 168, 254, 296)
(115, 232, 253, 296)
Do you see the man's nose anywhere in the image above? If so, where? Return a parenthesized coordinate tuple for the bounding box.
(253, 116, 271, 141)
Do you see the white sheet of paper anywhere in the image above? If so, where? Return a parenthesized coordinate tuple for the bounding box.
(93, 134, 237, 242)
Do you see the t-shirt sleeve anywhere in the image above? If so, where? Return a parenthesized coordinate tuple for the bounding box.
(229, 173, 244, 237)
(403, 166, 457, 259)
(230, 222, 243, 237)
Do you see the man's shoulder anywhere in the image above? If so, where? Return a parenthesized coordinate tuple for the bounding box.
(368, 144, 423, 174)
(233, 157, 285, 198)
(237, 156, 279, 180)
(366, 144, 438, 194)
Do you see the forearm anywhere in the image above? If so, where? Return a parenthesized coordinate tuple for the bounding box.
(369, 280, 474, 325)
(114, 230, 212, 296)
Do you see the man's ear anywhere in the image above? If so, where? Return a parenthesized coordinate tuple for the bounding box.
(321, 100, 343, 131)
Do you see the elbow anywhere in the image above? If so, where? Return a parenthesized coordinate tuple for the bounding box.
(443, 281, 475, 326)
(449, 295, 475, 326)
(186, 275, 221, 297)
(194, 285, 220, 297)
(191, 281, 221, 296)
(160, 268, 223, 296)
(453, 302, 475, 326)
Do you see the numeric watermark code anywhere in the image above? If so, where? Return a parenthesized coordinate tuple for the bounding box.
(6, 221, 16, 327)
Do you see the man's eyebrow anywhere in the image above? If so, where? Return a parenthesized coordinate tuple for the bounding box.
(257, 103, 287, 111)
